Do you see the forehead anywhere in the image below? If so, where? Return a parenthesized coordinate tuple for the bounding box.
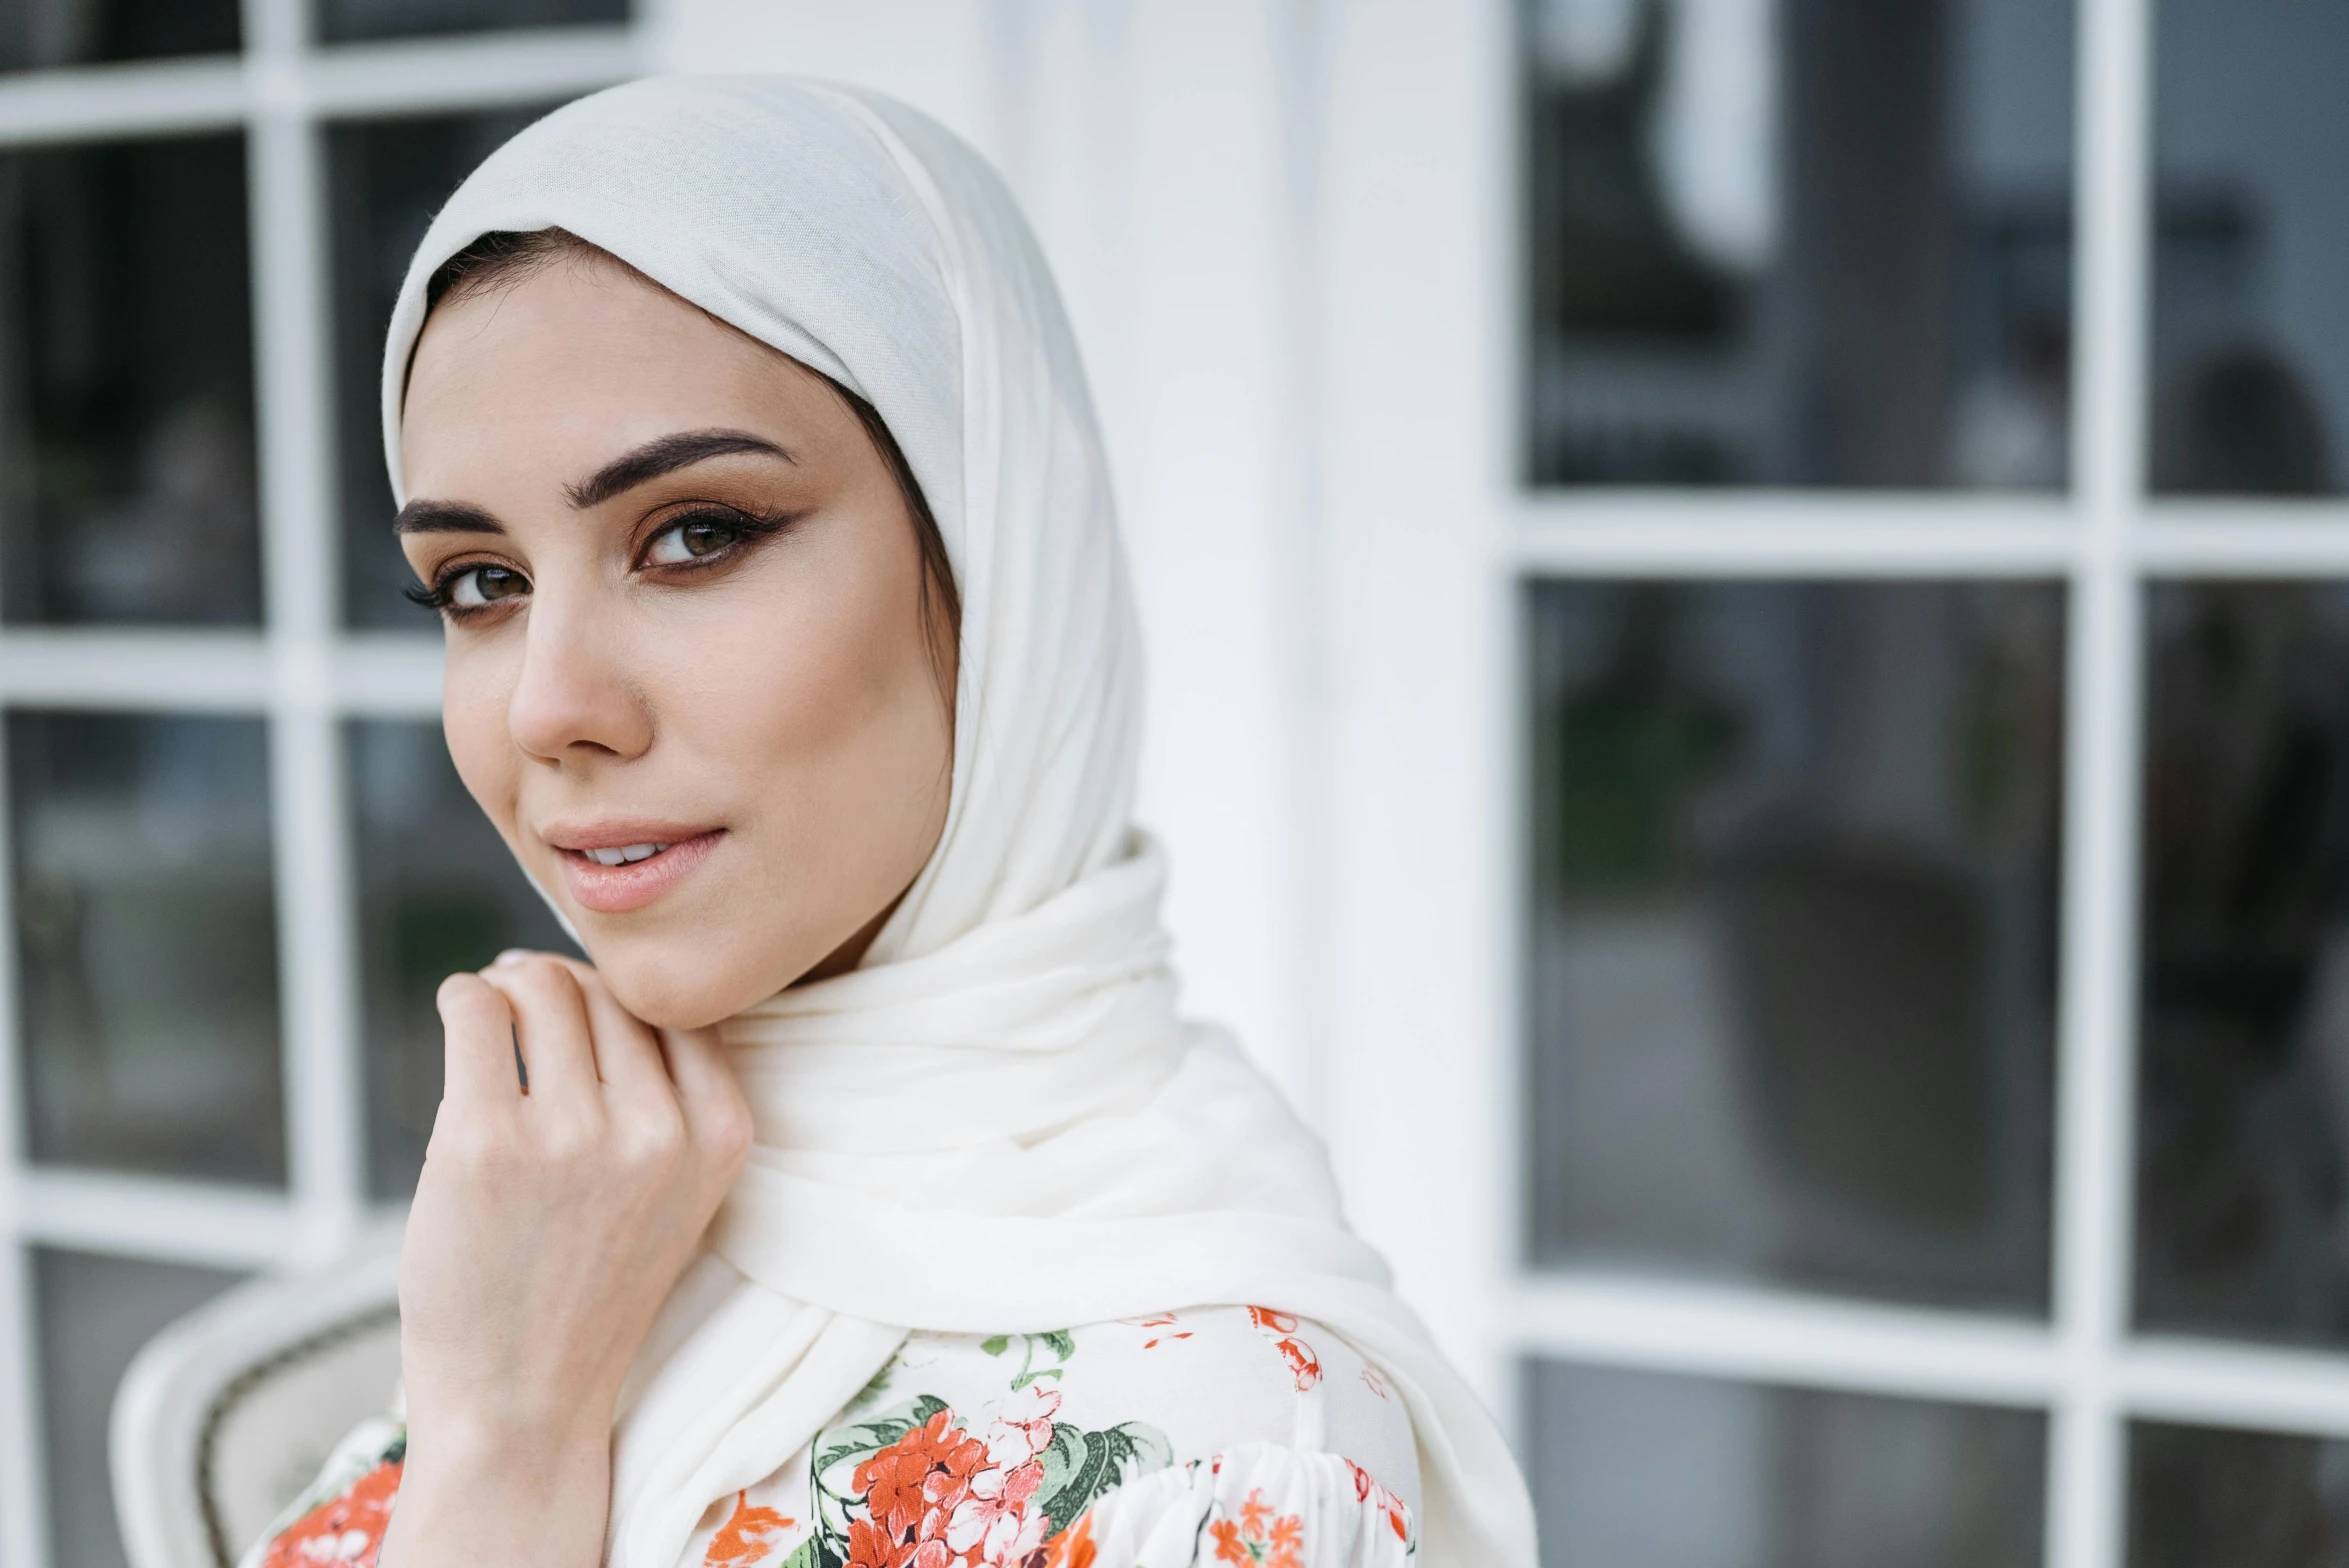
(400, 261, 845, 498)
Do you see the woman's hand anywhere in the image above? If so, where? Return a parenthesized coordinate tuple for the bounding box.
(378, 952, 752, 1568)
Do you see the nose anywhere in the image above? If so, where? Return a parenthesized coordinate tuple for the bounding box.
(505, 587, 653, 764)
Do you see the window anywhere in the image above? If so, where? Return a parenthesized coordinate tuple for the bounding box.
(0, 9, 634, 1567)
(1510, 0, 2349, 1564)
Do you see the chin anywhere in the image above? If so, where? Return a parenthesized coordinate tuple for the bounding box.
(589, 940, 775, 1032)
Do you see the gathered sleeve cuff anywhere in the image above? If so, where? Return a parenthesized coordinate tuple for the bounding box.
(1045, 1440, 1415, 1568)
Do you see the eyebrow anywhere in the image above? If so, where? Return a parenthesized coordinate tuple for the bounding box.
(563, 428, 795, 509)
(392, 428, 795, 535)
(393, 499, 502, 536)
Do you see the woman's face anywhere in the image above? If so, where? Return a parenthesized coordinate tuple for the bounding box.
(398, 255, 955, 1030)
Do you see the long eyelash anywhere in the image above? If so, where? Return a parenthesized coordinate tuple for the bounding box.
(405, 561, 524, 616)
(402, 506, 791, 614)
(643, 505, 797, 566)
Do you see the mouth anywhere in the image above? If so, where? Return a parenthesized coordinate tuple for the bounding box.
(580, 841, 673, 867)
(546, 826, 725, 915)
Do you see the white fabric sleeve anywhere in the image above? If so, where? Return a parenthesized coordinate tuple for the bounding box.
(1049, 1442, 1416, 1567)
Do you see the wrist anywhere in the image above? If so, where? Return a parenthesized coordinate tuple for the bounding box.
(405, 1391, 616, 1467)
(382, 1420, 612, 1568)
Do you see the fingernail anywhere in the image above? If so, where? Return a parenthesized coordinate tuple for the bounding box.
(491, 948, 531, 967)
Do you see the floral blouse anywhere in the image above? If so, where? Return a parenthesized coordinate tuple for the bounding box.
(247, 1305, 1418, 1568)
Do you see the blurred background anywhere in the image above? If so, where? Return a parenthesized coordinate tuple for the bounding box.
(0, 1, 2345, 1566)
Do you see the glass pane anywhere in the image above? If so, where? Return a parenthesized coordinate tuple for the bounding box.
(2128, 1421, 2349, 1568)
(1526, 1360, 2046, 1568)
(328, 106, 560, 628)
(2149, 0, 2349, 496)
(34, 1246, 244, 1568)
(0, 134, 260, 625)
(317, 0, 625, 45)
(0, 0, 239, 71)
(11, 711, 283, 1184)
(2137, 581, 2349, 1343)
(1525, 580, 2064, 1310)
(1521, 0, 2077, 488)
(351, 719, 574, 1198)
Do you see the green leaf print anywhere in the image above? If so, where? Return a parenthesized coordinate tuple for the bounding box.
(812, 1393, 952, 1477)
(845, 1362, 895, 1413)
(999, 1328, 1077, 1391)
(1034, 1420, 1175, 1537)
(776, 1541, 821, 1568)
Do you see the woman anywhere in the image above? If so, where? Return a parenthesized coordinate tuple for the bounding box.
(251, 78, 1534, 1568)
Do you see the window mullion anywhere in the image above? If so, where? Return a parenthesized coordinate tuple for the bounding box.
(0, 722, 54, 1568)
(246, 0, 367, 1262)
(2049, 0, 2157, 1565)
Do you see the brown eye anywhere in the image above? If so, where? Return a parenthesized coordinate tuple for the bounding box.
(646, 514, 741, 565)
(449, 564, 528, 608)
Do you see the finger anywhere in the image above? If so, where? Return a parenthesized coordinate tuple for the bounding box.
(477, 957, 602, 1108)
(558, 961, 675, 1104)
(659, 1025, 753, 1164)
(436, 972, 522, 1109)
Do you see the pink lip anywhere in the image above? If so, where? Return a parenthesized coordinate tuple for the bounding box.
(551, 829, 725, 915)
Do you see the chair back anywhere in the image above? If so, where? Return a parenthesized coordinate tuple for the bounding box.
(111, 1228, 402, 1568)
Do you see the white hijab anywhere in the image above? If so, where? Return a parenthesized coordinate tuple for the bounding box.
(381, 77, 1535, 1568)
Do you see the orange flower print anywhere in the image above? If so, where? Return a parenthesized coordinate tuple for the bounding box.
(1043, 1513, 1096, 1568)
(844, 1515, 916, 1568)
(1207, 1488, 1304, 1568)
(1345, 1458, 1411, 1543)
(844, 1397, 1060, 1568)
(1120, 1312, 1194, 1350)
(260, 1458, 401, 1568)
(851, 1410, 989, 1567)
(705, 1491, 797, 1567)
(1271, 1337, 1321, 1392)
(1246, 1306, 1321, 1393)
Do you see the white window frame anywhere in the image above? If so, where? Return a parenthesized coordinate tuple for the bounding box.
(1313, 4, 2349, 1568)
(0, 4, 642, 1564)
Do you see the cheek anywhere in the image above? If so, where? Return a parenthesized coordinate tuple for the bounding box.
(441, 655, 524, 833)
(667, 535, 944, 848)
(690, 579, 917, 784)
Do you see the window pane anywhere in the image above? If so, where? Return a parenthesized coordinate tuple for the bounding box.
(1521, 0, 2076, 488)
(10, 712, 283, 1184)
(35, 1247, 245, 1568)
(2128, 1421, 2349, 1568)
(2149, 0, 2349, 496)
(1526, 1360, 2046, 1568)
(2137, 582, 2349, 1343)
(327, 106, 558, 628)
(351, 719, 574, 1198)
(0, 0, 239, 71)
(316, 0, 625, 46)
(1525, 581, 2064, 1310)
(0, 135, 260, 626)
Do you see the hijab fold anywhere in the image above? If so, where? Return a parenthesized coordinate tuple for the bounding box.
(382, 76, 1535, 1568)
